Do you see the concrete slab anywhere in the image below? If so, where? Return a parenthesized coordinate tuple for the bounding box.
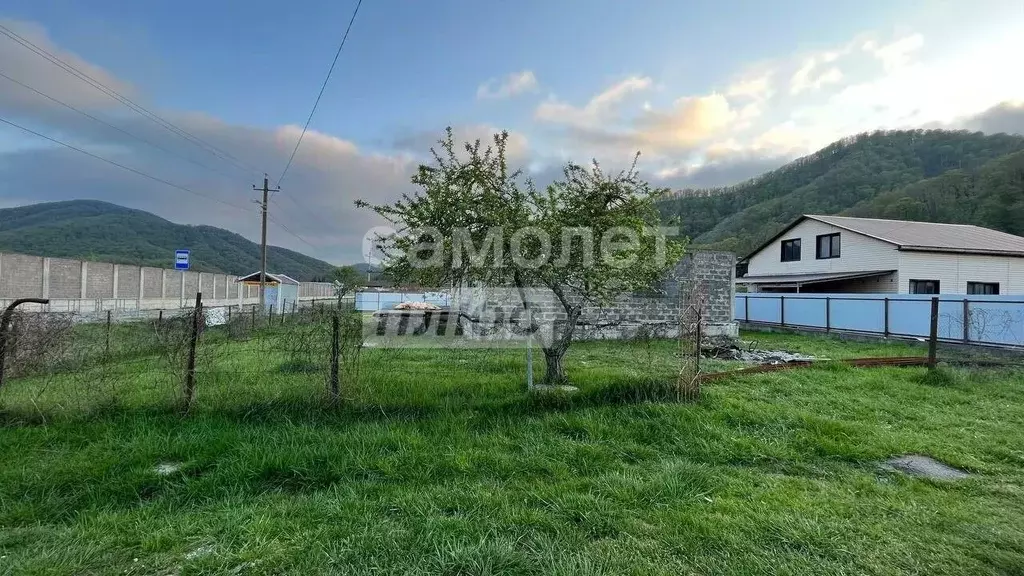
(884, 455, 970, 481)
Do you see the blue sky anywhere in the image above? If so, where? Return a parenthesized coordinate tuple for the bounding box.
(1, 0, 1022, 263)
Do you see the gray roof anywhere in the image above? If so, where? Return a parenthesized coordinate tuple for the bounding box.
(807, 215, 1024, 256)
(236, 271, 300, 285)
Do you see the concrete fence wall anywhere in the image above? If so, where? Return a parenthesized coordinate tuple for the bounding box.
(451, 250, 739, 340)
(0, 251, 336, 312)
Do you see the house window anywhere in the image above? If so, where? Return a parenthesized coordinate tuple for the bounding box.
(816, 233, 841, 259)
(910, 279, 941, 294)
(780, 239, 801, 262)
(967, 282, 999, 295)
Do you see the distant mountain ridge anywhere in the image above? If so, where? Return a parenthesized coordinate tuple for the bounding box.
(659, 129, 1024, 256)
(0, 200, 337, 281)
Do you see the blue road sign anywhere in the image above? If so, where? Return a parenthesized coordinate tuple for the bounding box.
(175, 249, 190, 270)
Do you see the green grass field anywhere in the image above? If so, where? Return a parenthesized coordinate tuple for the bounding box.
(1, 326, 1023, 575)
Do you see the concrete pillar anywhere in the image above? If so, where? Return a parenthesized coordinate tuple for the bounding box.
(138, 267, 145, 300)
(161, 269, 167, 299)
(80, 261, 88, 298)
(112, 264, 119, 299)
(41, 257, 50, 299)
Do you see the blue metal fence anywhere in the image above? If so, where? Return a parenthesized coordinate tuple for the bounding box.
(354, 291, 451, 311)
(735, 293, 1024, 347)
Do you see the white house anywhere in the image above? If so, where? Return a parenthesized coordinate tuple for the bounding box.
(738, 215, 1024, 295)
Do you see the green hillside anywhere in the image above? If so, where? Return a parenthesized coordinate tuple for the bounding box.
(659, 130, 1024, 256)
(0, 200, 337, 281)
(843, 149, 1024, 236)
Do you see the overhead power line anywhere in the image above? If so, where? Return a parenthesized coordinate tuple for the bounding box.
(276, 0, 364, 186)
(267, 213, 320, 250)
(0, 115, 253, 212)
(0, 69, 240, 181)
(272, 194, 339, 239)
(0, 23, 263, 180)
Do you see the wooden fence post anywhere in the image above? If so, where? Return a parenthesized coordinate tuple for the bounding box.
(329, 312, 340, 403)
(184, 292, 202, 409)
(928, 296, 939, 369)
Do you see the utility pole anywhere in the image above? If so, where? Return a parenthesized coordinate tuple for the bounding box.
(253, 175, 280, 310)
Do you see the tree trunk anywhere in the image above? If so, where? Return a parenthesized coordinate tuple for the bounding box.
(542, 345, 568, 385)
(540, 315, 577, 385)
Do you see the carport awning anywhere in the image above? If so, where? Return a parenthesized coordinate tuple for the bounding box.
(736, 269, 895, 288)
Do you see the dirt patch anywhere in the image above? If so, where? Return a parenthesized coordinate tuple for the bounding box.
(884, 455, 970, 480)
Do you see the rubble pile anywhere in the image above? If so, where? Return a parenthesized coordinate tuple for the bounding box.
(699, 336, 817, 364)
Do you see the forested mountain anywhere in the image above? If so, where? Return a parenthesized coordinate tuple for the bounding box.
(659, 130, 1024, 256)
(843, 150, 1024, 236)
(0, 200, 337, 280)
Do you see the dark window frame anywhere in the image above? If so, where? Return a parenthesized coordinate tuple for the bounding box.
(967, 282, 999, 295)
(816, 233, 841, 259)
(910, 279, 941, 294)
(780, 238, 801, 262)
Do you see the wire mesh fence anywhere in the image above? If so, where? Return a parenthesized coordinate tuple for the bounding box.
(4, 288, 1018, 422)
(0, 297, 366, 418)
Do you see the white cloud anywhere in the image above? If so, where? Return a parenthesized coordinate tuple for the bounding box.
(393, 124, 530, 162)
(476, 70, 538, 100)
(790, 56, 845, 95)
(634, 93, 737, 150)
(727, 72, 774, 100)
(535, 77, 735, 157)
(863, 34, 924, 72)
(535, 75, 653, 127)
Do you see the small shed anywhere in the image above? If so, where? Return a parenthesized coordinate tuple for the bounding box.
(236, 271, 301, 310)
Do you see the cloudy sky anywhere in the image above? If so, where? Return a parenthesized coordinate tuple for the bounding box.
(1, 0, 1023, 264)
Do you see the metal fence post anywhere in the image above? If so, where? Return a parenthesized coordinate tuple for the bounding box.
(744, 295, 749, 322)
(962, 298, 970, 343)
(780, 295, 786, 327)
(329, 312, 340, 403)
(928, 296, 939, 369)
(0, 298, 50, 390)
(184, 292, 202, 409)
(105, 309, 112, 360)
(883, 297, 890, 337)
(251, 305, 256, 330)
(825, 297, 831, 332)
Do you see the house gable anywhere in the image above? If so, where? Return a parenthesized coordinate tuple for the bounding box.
(746, 218, 900, 277)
